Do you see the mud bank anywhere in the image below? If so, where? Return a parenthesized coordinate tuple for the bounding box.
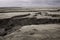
(0, 16, 60, 36)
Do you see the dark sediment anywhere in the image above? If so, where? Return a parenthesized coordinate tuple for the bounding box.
(0, 15, 60, 36)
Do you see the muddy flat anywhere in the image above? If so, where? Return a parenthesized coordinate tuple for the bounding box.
(4, 24, 60, 40)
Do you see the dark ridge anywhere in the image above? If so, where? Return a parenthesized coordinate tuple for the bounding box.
(47, 14, 60, 17)
(0, 15, 60, 36)
(11, 14, 30, 18)
(9, 18, 60, 26)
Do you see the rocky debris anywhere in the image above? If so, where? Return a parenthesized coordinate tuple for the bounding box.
(0, 36, 4, 40)
(35, 12, 60, 17)
(0, 28, 7, 36)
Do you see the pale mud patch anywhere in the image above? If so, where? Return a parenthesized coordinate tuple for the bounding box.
(20, 24, 60, 32)
(4, 24, 60, 40)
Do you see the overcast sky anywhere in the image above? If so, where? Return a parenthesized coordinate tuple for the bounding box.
(0, 0, 60, 7)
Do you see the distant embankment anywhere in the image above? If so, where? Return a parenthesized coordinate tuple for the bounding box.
(0, 7, 60, 13)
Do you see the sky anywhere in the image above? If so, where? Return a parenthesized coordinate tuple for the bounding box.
(0, 0, 60, 7)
